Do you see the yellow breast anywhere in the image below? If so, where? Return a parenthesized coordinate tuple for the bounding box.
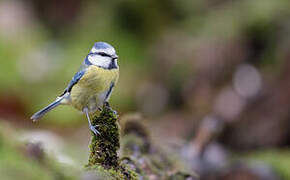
(69, 66, 119, 111)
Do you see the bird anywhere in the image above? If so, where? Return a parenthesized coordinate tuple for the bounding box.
(31, 42, 119, 135)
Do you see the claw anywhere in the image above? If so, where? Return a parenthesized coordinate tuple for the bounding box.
(104, 101, 110, 108)
(89, 124, 100, 135)
(84, 107, 101, 136)
(104, 102, 118, 115)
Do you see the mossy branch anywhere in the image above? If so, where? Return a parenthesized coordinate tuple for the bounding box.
(86, 106, 139, 179)
(85, 108, 195, 179)
(87, 105, 120, 169)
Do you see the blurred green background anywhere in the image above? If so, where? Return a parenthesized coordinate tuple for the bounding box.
(1, 0, 290, 179)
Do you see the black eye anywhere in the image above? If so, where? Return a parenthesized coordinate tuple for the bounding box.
(98, 52, 109, 57)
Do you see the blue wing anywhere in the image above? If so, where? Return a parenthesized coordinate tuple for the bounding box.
(59, 55, 92, 97)
(105, 82, 115, 101)
(59, 68, 87, 96)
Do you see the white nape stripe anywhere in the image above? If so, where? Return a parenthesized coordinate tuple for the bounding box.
(88, 55, 111, 68)
(90, 47, 99, 53)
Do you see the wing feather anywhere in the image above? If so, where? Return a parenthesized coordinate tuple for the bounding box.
(59, 68, 87, 96)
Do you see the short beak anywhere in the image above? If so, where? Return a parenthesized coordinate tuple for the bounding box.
(112, 54, 118, 59)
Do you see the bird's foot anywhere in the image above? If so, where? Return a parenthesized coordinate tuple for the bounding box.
(89, 124, 100, 135)
(104, 102, 118, 115)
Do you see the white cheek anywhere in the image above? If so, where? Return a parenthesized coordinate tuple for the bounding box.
(88, 55, 111, 68)
(115, 59, 119, 67)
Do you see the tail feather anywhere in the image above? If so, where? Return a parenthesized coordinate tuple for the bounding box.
(31, 97, 63, 122)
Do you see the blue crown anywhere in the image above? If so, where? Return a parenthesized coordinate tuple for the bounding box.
(93, 42, 113, 50)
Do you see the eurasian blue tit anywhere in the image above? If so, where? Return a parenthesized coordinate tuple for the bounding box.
(31, 42, 119, 135)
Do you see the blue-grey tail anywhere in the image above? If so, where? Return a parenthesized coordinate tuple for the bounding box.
(31, 98, 63, 122)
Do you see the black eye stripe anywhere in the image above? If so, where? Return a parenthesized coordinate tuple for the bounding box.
(98, 52, 111, 57)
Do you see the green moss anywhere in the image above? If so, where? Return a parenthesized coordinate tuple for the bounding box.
(120, 118, 199, 179)
(87, 164, 139, 180)
(121, 134, 148, 157)
(87, 105, 120, 169)
(86, 106, 139, 179)
(120, 119, 171, 178)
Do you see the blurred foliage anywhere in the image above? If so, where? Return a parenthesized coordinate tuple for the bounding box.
(0, 0, 290, 124)
(245, 150, 290, 180)
(0, 121, 78, 180)
(1, 0, 290, 179)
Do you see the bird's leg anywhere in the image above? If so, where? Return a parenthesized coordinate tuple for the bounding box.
(104, 102, 117, 115)
(83, 107, 100, 135)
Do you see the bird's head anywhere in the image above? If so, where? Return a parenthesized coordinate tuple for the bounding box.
(86, 42, 119, 69)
